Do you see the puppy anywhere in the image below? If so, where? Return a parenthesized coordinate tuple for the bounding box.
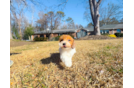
(59, 35, 76, 67)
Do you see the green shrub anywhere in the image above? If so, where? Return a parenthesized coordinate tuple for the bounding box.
(12, 36, 16, 39)
(34, 37, 38, 41)
(34, 37, 47, 41)
(101, 33, 109, 35)
(114, 33, 123, 37)
(120, 33, 123, 37)
(43, 37, 47, 41)
(40, 37, 44, 41)
(55, 36, 61, 41)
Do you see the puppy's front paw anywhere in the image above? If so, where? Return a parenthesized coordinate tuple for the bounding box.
(65, 62, 72, 67)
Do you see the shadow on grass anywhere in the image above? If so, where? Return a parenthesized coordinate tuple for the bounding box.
(40, 53, 65, 70)
(10, 53, 21, 56)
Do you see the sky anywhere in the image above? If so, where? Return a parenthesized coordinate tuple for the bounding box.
(23, 0, 122, 27)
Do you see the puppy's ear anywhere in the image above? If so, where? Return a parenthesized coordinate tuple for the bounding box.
(71, 40, 75, 49)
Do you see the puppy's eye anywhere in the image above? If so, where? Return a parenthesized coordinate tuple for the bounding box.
(60, 39, 63, 42)
(68, 40, 71, 41)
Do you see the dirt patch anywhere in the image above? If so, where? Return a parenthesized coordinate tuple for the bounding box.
(78, 35, 118, 40)
(10, 40, 34, 47)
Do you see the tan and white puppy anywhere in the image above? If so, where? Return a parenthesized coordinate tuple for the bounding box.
(59, 35, 76, 67)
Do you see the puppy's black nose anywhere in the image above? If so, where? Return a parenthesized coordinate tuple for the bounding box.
(63, 43, 66, 45)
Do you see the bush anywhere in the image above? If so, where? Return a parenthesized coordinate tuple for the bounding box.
(55, 36, 61, 41)
(12, 36, 16, 39)
(34, 37, 47, 41)
(114, 33, 123, 37)
(44, 37, 47, 41)
(101, 33, 109, 35)
(108, 34, 116, 38)
(34, 37, 38, 41)
(120, 33, 123, 37)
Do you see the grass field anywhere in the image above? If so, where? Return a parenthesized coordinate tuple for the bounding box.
(10, 39, 123, 88)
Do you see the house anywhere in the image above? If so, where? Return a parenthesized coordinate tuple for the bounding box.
(100, 24, 123, 34)
(31, 24, 123, 41)
(31, 28, 91, 41)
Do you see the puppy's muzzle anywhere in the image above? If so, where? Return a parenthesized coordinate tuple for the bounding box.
(63, 43, 66, 45)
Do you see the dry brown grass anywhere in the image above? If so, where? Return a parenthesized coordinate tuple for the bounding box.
(10, 39, 123, 88)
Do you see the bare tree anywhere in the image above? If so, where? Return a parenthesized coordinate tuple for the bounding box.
(36, 12, 49, 31)
(75, 24, 79, 29)
(10, 0, 46, 39)
(99, 3, 122, 26)
(10, 13, 13, 39)
(61, 21, 68, 29)
(66, 17, 75, 29)
(36, 11, 64, 31)
(11, 8, 25, 39)
(88, 0, 102, 35)
(78, 24, 84, 29)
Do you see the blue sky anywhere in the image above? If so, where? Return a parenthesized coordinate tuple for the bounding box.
(24, 0, 122, 27)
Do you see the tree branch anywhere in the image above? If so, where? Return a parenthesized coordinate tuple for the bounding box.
(89, 0, 95, 24)
(97, 0, 102, 6)
(58, 0, 68, 7)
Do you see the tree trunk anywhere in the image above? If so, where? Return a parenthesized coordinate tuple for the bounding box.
(29, 36, 31, 41)
(89, 0, 102, 35)
(18, 25, 22, 39)
(10, 12, 13, 39)
(94, 8, 101, 35)
(10, 23, 13, 39)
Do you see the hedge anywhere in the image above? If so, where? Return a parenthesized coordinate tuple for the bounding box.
(114, 33, 123, 37)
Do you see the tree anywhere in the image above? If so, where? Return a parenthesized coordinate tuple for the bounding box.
(36, 12, 49, 31)
(47, 11, 54, 30)
(10, 14, 13, 39)
(66, 17, 75, 29)
(56, 11, 65, 20)
(78, 24, 83, 29)
(99, 3, 122, 26)
(56, 11, 65, 29)
(120, 18, 123, 23)
(61, 21, 68, 29)
(12, 24, 20, 39)
(23, 25, 34, 40)
(84, 0, 122, 34)
(88, 0, 102, 35)
(87, 23, 93, 28)
(36, 11, 65, 31)
(10, 0, 46, 39)
(75, 24, 79, 29)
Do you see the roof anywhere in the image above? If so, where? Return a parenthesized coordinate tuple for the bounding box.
(100, 24, 123, 30)
(53, 29, 78, 33)
(34, 29, 79, 34)
(84, 26, 94, 32)
(34, 30, 52, 34)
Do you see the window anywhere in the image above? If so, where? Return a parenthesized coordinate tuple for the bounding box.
(40, 34, 44, 37)
(117, 29, 121, 33)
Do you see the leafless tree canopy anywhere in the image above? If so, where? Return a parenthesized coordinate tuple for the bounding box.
(36, 11, 65, 31)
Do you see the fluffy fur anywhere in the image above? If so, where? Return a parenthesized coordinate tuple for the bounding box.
(59, 35, 76, 67)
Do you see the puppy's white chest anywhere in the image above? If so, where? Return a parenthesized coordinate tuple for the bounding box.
(62, 50, 71, 56)
(59, 48, 76, 58)
(59, 48, 76, 67)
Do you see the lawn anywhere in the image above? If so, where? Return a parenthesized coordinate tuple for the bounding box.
(10, 39, 123, 88)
